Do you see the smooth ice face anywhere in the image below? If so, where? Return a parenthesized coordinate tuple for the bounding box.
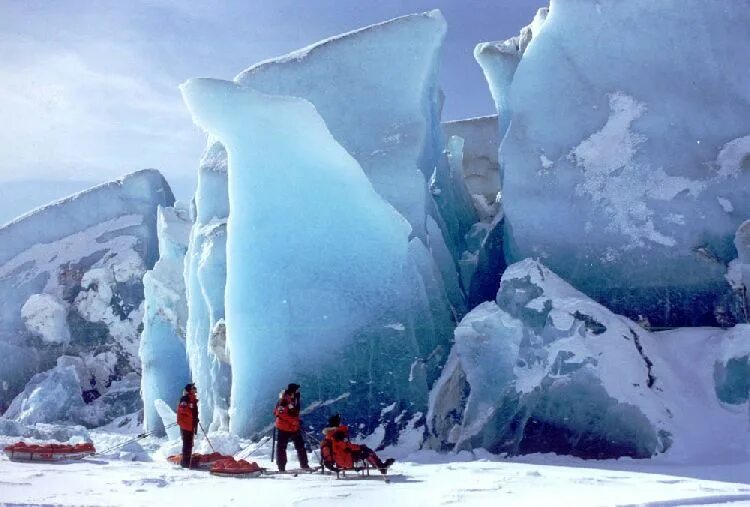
(0, 170, 174, 413)
(140, 205, 192, 435)
(427, 259, 671, 459)
(235, 11, 446, 238)
(181, 79, 413, 435)
(477, 1, 750, 326)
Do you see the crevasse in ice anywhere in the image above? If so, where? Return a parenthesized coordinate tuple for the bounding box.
(427, 259, 671, 459)
(476, 1, 750, 326)
(140, 205, 192, 435)
(181, 79, 419, 435)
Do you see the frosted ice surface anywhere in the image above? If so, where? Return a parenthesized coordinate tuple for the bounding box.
(0, 170, 173, 413)
(140, 205, 192, 435)
(5, 359, 86, 425)
(442, 115, 500, 218)
(476, 1, 750, 326)
(428, 259, 671, 459)
(181, 79, 415, 435)
(20, 294, 70, 345)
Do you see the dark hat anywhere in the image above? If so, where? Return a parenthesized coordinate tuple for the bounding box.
(185, 383, 196, 391)
(328, 414, 341, 427)
(286, 383, 300, 393)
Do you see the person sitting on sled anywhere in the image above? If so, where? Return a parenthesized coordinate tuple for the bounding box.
(274, 383, 310, 472)
(176, 383, 199, 468)
(321, 414, 394, 474)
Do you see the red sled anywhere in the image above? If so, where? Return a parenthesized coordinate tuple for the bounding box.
(167, 452, 232, 470)
(3, 441, 96, 462)
(209, 457, 263, 478)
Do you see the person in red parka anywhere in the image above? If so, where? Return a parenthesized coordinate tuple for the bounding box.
(321, 414, 394, 474)
(176, 383, 199, 468)
(273, 383, 310, 471)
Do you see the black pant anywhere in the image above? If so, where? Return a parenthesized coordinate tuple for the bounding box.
(352, 445, 383, 468)
(181, 429, 195, 468)
(276, 429, 309, 471)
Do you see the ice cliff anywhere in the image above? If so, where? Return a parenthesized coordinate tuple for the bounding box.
(172, 11, 466, 440)
(476, 1, 750, 326)
(140, 205, 192, 435)
(0, 170, 174, 421)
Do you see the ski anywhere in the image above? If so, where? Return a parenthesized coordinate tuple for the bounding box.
(261, 465, 323, 477)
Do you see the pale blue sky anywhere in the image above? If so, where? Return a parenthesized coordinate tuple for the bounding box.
(0, 0, 546, 220)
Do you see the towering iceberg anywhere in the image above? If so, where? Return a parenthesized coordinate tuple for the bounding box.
(0, 170, 174, 416)
(177, 11, 465, 438)
(476, 1, 750, 326)
(234, 10, 467, 318)
(181, 79, 416, 435)
(183, 140, 231, 430)
(140, 205, 192, 435)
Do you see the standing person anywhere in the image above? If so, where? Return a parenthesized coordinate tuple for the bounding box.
(177, 383, 199, 468)
(273, 383, 309, 472)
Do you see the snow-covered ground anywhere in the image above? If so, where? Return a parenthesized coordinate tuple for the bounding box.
(1, 443, 748, 506)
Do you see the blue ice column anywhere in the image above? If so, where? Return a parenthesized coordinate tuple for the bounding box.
(477, 1, 750, 326)
(184, 140, 231, 429)
(140, 205, 192, 435)
(181, 79, 415, 436)
(234, 11, 467, 318)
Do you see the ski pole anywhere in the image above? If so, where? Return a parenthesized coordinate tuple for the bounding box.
(271, 427, 277, 462)
(199, 421, 216, 453)
(96, 422, 178, 456)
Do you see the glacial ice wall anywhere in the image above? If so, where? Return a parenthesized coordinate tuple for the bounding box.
(183, 140, 231, 430)
(0, 170, 174, 415)
(140, 205, 192, 435)
(176, 11, 466, 439)
(181, 79, 418, 435)
(476, 0, 750, 326)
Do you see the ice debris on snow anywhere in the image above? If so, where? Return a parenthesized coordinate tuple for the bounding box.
(427, 259, 671, 459)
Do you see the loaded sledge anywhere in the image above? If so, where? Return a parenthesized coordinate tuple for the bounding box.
(3, 442, 96, 462)
(167, 452, 232, 470)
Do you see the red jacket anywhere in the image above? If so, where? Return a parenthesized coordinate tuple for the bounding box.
(177, 391, 198, 432)
(274, 391, 301, 433)
(323, 425, 361, 469)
